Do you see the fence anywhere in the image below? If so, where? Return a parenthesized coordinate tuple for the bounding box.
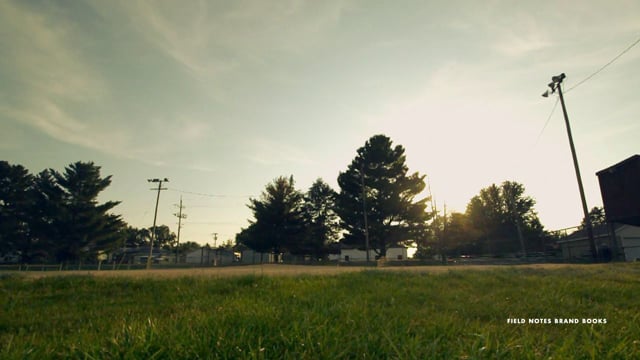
(0, 260, 285, 272)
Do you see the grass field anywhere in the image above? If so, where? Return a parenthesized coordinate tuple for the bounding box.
(1, 263, 639, 359)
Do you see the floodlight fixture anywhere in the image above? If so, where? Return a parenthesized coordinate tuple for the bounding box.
(540, 73, 597, 260)
(147, 178, 168, 183)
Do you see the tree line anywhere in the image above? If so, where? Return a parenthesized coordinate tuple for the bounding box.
(0, 161, 198, 264)
(3, 134, 590, 264)
(236, 134, 556, 260)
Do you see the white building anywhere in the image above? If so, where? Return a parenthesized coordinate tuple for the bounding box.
(185, 248, 237, 266)
(337, 246, 408, 262)
(557, 224, 640, 261)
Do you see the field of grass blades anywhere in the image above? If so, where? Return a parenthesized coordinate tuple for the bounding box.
(1, 263, 639, 359)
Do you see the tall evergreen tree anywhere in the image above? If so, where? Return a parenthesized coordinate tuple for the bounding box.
(239, 176, 306, 255)
(336, 135, 431, 258)
(303, 178, 340, 258)
(30, 169, 65, 260)
(0, 161, 35, 262)
(53, 161, 123, 262)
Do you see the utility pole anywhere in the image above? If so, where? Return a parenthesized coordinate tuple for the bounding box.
(441, 203, 447, 265)
(147, 178, 168, 269)
(212, 232, 218, 266)
(427, 178, 441, 263)
(174, 196, 187, 264)
(542, 73, 597, 260)
(360, 163, 370, 263)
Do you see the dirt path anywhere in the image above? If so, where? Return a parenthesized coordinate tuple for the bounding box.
(4, 263, 604, 279)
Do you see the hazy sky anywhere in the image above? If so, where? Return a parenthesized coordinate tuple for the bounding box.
(2, 0, 639, 245)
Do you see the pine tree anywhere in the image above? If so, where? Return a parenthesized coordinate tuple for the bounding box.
(303, 178, 340, 259)
(336, 135, 431, 258)
(53, 161, 123, 262)
(0, 161, 35, 262)
(239, 176, 306, 255)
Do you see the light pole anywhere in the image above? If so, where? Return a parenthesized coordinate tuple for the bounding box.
(147, 178, 168, 269)
(360, 163, 370, 263)
(174, 196, 186, 264)
(212, 232, 218, 266)
(542, 73, 597, 260)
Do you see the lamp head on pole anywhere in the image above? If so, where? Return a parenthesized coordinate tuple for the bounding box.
(541, 73, 566, 98)
(551, 73, 566, 83)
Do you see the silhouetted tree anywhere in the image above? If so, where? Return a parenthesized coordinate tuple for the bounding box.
(120, 226, 148, 248)
(302, 178, 340, 258)
(52, 161, 124, 262)
(0, 161, 35, 262)
(465, 181, 544, 255)
(177, 241, 201, 253)
(415, 209, 483, 260)
(239, 176, 306, 255)
(151, 224, 177, 249)
(336, 135, 431, 258)
(444, 212, 482, 255)
(29, 169, 66, 260)
(582, 206, 606, 228)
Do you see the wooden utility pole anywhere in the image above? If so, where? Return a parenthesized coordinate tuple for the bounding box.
(174, 196, 187, 264)
(147, 178, 168, 269)
(360, 163, 370, 263)
(543, 73, 597, 259)
(212, 233, 218, 266)
(441, 203, 447, 264)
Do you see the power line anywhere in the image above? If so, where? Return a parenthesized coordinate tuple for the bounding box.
(147, 178, 169, 269)
(167, 187, 254, 198)
(185, 221, 244, 225)
(173, 196, 187, 264)
(565, 34, 640, 93)
(534, 97, 559, 145)
(535, 34, 640, 143)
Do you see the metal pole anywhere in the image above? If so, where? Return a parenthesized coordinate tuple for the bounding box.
(441, 203, 447, 264)
(175, 196, 185, 264)
(555, 77, 598, 260)
(213, 233, 218, 266)
(360, 163, 370, 263)
(147, 178, 168, 269)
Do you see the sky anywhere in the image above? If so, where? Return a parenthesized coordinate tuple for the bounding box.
(1, 0, 639, 246)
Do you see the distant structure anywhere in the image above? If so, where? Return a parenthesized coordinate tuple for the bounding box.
(596, 155, 640, 226)
(594, 155, 640, 261)
(557, 224, 640, 262)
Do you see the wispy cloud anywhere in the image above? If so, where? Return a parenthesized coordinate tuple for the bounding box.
(0, 3, 111, 148)
(243, 137, 313, 167)
(175, 116, 212, 142)
(124, 0, 349, 79)
(0, 2, 107, 100)
(0, 2, 173, 166)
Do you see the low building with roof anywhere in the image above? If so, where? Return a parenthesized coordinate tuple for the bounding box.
(557, 224, 640, 261)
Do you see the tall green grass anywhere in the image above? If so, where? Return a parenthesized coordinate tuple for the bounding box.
(1, 264, 639, 359)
